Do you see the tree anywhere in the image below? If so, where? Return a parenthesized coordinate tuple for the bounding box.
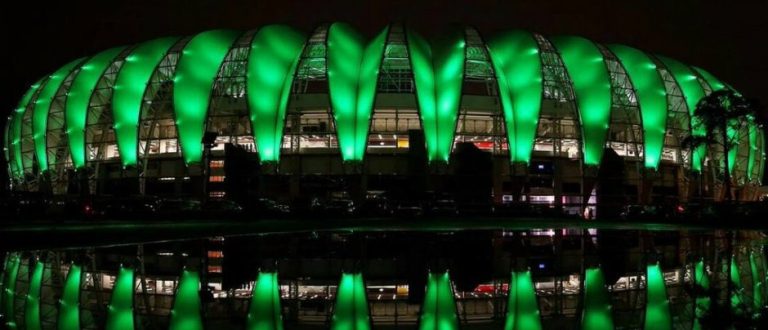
(683, 90, 761, 202)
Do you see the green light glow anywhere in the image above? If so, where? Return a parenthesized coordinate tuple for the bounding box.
(58, 264, 82, 330)
(2, 254, 20, 329)
(750, 253, 763, 310)
(8, 81, 43, 178)
(174, 29, 240, 164)
(331, 273, 371, 330)
(582, 267, 614, 330)
(747, 119, 757, 181)
(692, 260, 710, 330)
(729, 256, 744, 313)
(66, 47, 125, 169)
(32, 59, 84, 173)
(505, 270, 542, 330)
(246, 25, 306, 163)
(486, 30, 543, 164)
(644, 263, 671, 330)
(246, 272, 283, 330)
(112, 37, 179, 167)
(419, 271, 459, 330)
(25, 261, 44, 330)
(169, 270, 203, 330)
(608, 45, 668, 169)
(656, 56, 707, 172)
(105, 267, 134, 330)
(692, 66, 739, 176)
(406, 28, 465, 163)
(550, 36, 612, 166)
(328, 23, 389, 162)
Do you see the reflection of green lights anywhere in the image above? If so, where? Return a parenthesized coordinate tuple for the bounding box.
(174, 30, 240, 164)
(246, 25, 306, 163)
(692, 260, 710, 330)
(2, 254, 20, 329)
(105, 267, 134, 330)
(505, 270, 542, 330)
(169, 270, 203, 330)
(58, 264, 82, 330)
(8, 80, 43, 178)
(582, 267, 613, 330)
(112, 37, 179, 167)
(66, 47, 125, 169)
(419, 271, 459, 330)
(32, 59, 84, 173)
(331, 273, 370, 330)
(729, 256, 744, 313)
(693, 66, 740, 176)
(246, 272, 283, 330)
(551, 36, 612, 166)
(25, 261, 44, 330)
(750, 252, 763, 310)
(644, 263, 671, 330)
(657, 56, 707, 172)
(608, 45, 668, 169)
(328, 23, 389, 162)
(407, 28, 465, 164)
(486, 30, 542, 164)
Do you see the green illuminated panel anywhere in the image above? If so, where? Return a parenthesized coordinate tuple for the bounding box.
(331, 273, 370, 330)
(729, 256, 744, 312)
(25, 261, 44, 330)
(550, 36, 612, 166)
(32, 59, 84, 173)
(174, 30, 240, 164)
(692, 260, 710, 330)
(644, 263, 671, 330)
(419, 271, 458, 330)
(2, 254, 20, 329)
(608, 45, 668, 169)
(112, 37, 178, 167)
(656, 56, 707, 171)
(486, 30, 543, 164)
(692, 66, 739, 176)
(750, 253, 763, 310)
(58, 264, 82, 330)
(406, 28, 465, 163)
(505, 270, 542, 330)
(66, 47, 126, 169)
(105, 267, 134, 330)
(327, 23, 389, 162)
(246, 25, 306, 163)
(747, 120, 758, 181)
(169, 270, 203, 330)
(10, 79, 44, 178)
(582, 267, 614, 330)
(246, 272, 283, 330)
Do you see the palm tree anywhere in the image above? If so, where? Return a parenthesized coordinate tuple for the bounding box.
(683, 90, 761, 202)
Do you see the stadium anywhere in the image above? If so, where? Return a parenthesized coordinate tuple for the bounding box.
(4, 23, 765, 212)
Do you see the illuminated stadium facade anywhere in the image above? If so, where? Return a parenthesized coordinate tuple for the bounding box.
(4, 23, 765, 203)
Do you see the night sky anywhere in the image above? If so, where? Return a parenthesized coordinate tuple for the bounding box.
(1, 0, 766, 145)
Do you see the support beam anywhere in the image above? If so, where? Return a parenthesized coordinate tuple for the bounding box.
(692, 259, 710, 330)
(644, 263, 671, 330)
(581, 267, 614, 330)
(505, 270, 542, 330)
(25, 260, 44, 330)
(105, 267, 134, 330)
(57, 264, 82, 330)
(2, 254, 21, 329)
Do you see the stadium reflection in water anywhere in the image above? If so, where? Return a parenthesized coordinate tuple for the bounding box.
(1, 228, 767, 329)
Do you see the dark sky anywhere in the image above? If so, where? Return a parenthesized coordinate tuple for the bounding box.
(2, 0, 767, 118)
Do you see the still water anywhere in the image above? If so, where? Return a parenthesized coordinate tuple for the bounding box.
(1, 224, 766, 329)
